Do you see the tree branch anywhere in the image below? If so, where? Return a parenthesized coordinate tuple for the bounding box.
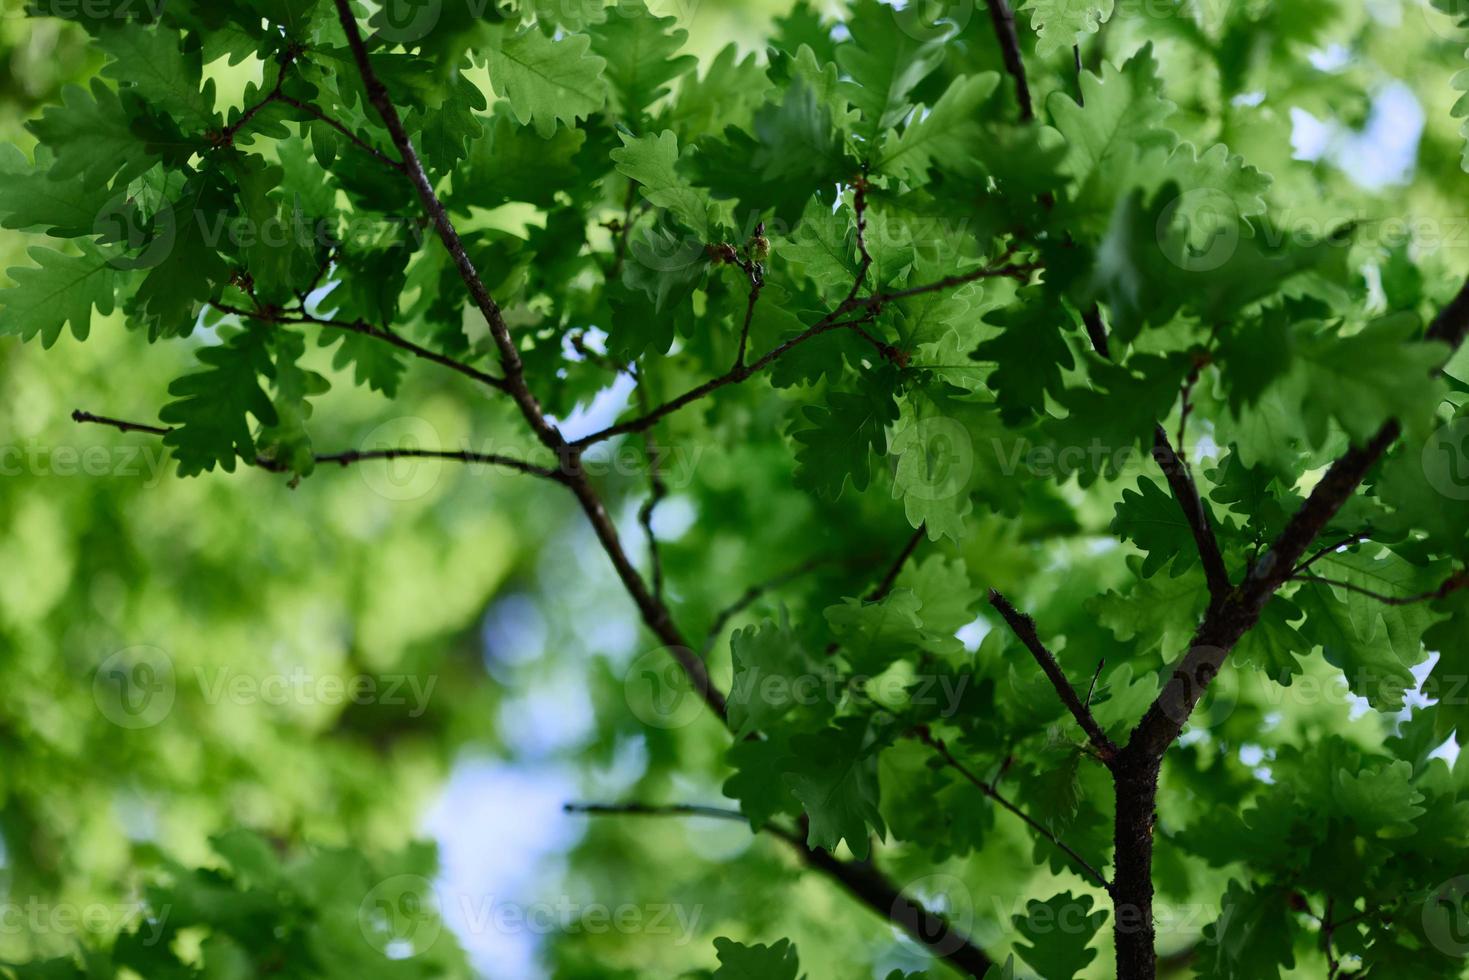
(71, 410, 562, 479)
(868, 523, 926, 603)
(330, 0, 562, 450)
(568, 261, 1036, 450)
(916, 728, 1111, 891)
(1151, 424, 1231, 600)
(988, 589, 1119, 761)
(1291, 570, 1469, 607)
(1108, 276, 1469, 977)
(1290, 532, 1370, 577)
(211, 302, 508, 392)
(565, 800, 996, 977)
(983, 0, 1034, 121)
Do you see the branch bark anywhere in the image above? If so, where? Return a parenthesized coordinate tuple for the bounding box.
(70, 410, 562, 479)
(988, 589, 1119, 762)
(564, 801, 995, 976)
(1110, 273, 1469, 978)
(328, 4, 999, 972)
(1151, 424, 1231, 600)
(211, 303, 507, 392)
(983, 0, 1034, 121)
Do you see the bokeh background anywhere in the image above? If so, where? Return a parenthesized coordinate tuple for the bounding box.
(0, 0, 1467, 976)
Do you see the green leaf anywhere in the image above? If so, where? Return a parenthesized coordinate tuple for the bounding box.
(1289, 316, 1448, 447)
(159, 327, 279, 476)
(1111, 476, 1199, 579)
(99, 26, 217, 132)
(663, 44, 772, 140)
(130, 173, 233, 335)
(1048, 44, 1175, 215)
(835, 0, 946, 142)
(1293, 581, 1421, 712)
(451, 111, 586, 211)
(0, 144, 116, 237)
(790, 373, 900, 499)
(1025, 0, 1115, 57)
(825, 590, 926, 675)
(1012, 892, 1107, 980)
(973, 288, 1076, 424)
(27, 80, 157, 188)
(876, 74, 1002, 184)
(782, 717, 886, 859)
(485, 26, 607, 137)
(589, 3, 696, 123)
(1196, 881, 1297, 980)
(610, 130, 714, 239)
(723, 734, 801, 829)
(1334, 760, 1426, 836)
(727, 619, 817, 739)
(0, 244, 122, 348)
(712, 937, 800, 980)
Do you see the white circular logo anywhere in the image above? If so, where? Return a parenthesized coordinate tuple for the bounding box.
(1157, 188, 1241, 273)
(629, 219, 707, 275)
(1425, 875, 1469, 957)
(623, 647, 707, 729)
(1421, 0, 1469, 41)
(372, 0, 444, 44)
(358, 874, 442, 958)
(1422, 417, 1469, 501)
(894, 873, 974, 956)
(95, 194, 176, 271)
(93, 646, 175, 729)
(892, 416, 974, 503)
(357, 416, 444, 502)
(893, 0, 974, 42)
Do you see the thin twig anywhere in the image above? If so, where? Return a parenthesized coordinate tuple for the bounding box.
(1291, 532, 1370, 577)
(70, 410, 170, 436)
(568, 261, 1036, 450)
(635, 386, 669, 601)
(983, 0, 1034, 121)
(1291, 570, 1469, 606)
(211, 302, 508, 392)
(565, 800, 993, 977)
(868, 524, 927, 603)
(1152, 424, 1231, 601)
(916, 728, 1111, 891)
(700, 555, 874, 657)
(71, 410, 562, 480)
(276, 94, 405, 173)
(607, 180, 638, 279)
(1085, 659, 1105, 709)
(565, 801, 757, 824)
(988, 589, 1119, 761)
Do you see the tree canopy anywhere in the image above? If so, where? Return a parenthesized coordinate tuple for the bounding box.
(2, 0, 1469, 977)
